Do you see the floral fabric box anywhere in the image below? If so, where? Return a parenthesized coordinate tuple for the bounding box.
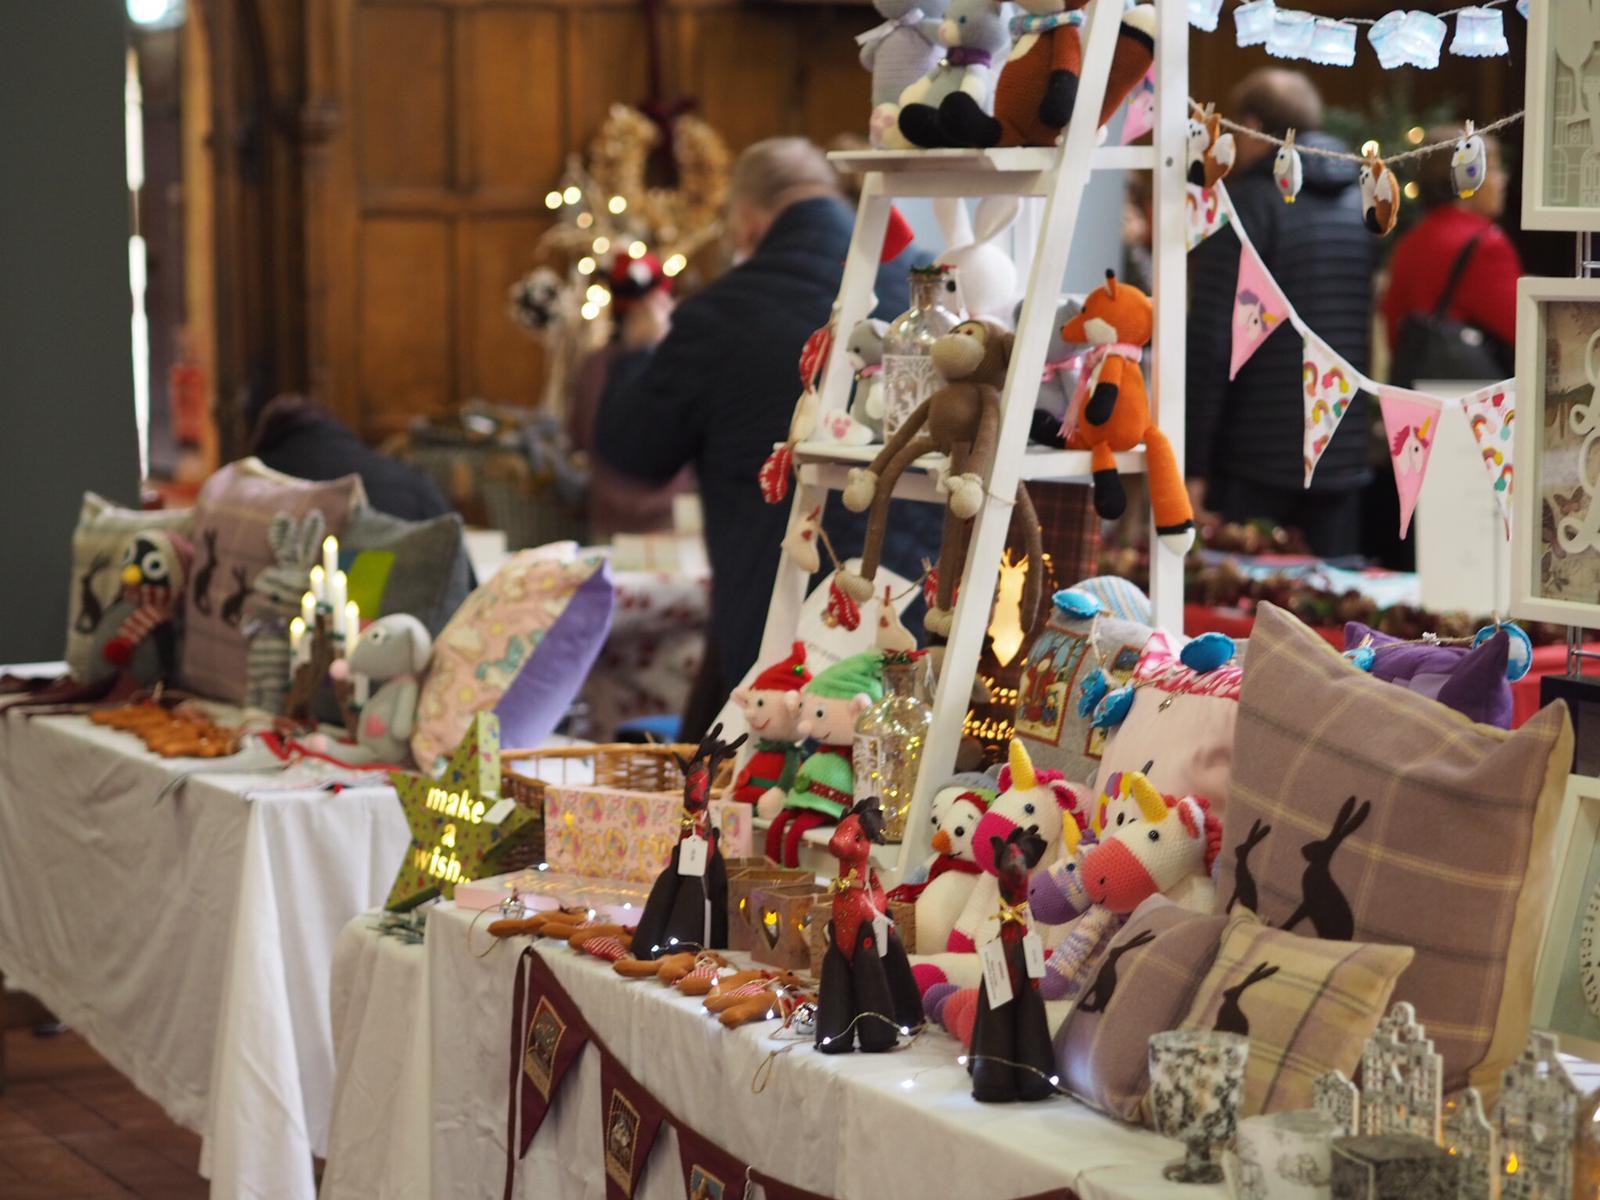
(543, 785, 680, 884)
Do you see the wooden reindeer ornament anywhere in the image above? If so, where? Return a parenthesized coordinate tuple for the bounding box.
(839, 319, 1044, 637)
(815, 798, 924, 1053)
(629, 723, 747, 960)
(970, 826, 1057, 1103)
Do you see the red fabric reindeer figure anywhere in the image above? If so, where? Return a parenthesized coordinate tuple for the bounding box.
(969, 826, 1056, 1103)
(815, 798, 924, 1054)
(630, 724, 747, 960)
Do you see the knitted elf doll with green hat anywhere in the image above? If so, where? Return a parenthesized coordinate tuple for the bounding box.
(730, 641, 813, 815)
(765, 651, 886, 867)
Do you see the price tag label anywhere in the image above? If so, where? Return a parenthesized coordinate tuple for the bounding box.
(482, 799, 516, 825)
(873, 914, 890, 953)
(980, 938, 1012, 1008)
(1023, 932, 1046, 979)
(678, 835, 708, 877)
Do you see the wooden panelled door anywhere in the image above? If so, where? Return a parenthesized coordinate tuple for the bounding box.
(306, 0, 575, 440)
(304, 0, 875, 442)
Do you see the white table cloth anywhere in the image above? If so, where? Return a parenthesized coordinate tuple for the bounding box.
(0, 704, 413, 1200)
(323, 901, 1225, 1200)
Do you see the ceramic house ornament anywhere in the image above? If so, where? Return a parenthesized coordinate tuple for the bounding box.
(1315, 1070, 1361, 1137)
(1442, 1089, 1493, 1200)
(1359, 1002, 1442, 1144)
(1496, 1032, 1579, 1200)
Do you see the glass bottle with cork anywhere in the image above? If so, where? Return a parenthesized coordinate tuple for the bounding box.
(853, 650, 932, 843)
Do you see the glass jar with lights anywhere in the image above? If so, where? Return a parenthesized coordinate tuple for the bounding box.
(881, 265, 961, 439)
(853, 650, 930, 843)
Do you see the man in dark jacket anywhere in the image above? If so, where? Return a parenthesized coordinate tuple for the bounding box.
(595, 138, 941, 726)
(1186, 69, 1377, 558)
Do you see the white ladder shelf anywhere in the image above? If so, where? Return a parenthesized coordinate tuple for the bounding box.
(753, 0, 1189, 879)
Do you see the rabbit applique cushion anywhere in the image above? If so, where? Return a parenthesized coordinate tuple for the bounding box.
(1178, 910, 1414, 1117)
(1220, 602, 1572, 1098)
(179, 458, 365, 704)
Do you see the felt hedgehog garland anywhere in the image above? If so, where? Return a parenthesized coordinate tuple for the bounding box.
(1273, 128, 1303, 204)
(1359, 151, 1401, 236)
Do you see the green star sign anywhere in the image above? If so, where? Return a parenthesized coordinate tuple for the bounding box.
(385, 712, 539, 912)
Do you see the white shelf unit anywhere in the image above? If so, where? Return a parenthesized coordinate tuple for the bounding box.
(753, 0, 1189, 881)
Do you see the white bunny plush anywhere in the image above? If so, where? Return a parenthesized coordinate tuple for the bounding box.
(330, 614, 432, 765)
(243, 509, 325, 713)
(933, 195, 1021, 324)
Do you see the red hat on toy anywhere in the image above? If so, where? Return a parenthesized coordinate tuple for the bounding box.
(752, 641, 812, 692)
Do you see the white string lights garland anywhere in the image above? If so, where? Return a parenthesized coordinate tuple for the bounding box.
(1189, 0, 1526, 68)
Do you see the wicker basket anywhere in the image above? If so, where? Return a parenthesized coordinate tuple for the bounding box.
(806, 897, 918, 980)
(497, 743, 733, 874)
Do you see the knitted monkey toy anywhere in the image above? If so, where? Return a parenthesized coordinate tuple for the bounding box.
(729, 641, 812, 814)
(765, 653, 885, 867)
(839, 320, 1044, 638)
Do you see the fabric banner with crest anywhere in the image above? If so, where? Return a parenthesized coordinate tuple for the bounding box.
(504, 947, 592, 1200)
(1300, 332, 1361, 485)
(599, 1048, 670, 1200)
(1461, 381, 1516, 535)
(1377, 387, 1445, 538)
(676, 1123, 751, 1200)
(1230, 239, 1292, 380)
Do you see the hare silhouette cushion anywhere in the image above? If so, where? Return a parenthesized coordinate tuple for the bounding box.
(1219, 601, 1573, 1097)
(838, 319, 1044, 638)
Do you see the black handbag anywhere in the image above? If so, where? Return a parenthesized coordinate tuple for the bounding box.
(1390, 231, 1512, 388)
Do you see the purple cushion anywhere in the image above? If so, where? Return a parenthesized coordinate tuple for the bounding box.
(1342, 622, 1512, 728)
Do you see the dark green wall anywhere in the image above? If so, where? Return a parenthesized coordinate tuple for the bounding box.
(0, 0, 140, 662)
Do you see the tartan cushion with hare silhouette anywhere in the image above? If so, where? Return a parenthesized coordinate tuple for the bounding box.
(1178, 910, 1413, 1116)
(1218, 603, 1571, 1099)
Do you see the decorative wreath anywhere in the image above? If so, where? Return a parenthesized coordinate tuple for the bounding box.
(582, 103, 731, 258)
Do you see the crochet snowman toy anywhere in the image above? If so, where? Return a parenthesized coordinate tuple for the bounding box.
(889, 772, 995, 952)
(729, 641, 813, 814)
(764, 652, 885, 868)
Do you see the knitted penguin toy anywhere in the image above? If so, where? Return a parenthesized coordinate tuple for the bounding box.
(93, 531, 195, 688)
(765, 652, 885, 868)
(730, 641, 813, 814)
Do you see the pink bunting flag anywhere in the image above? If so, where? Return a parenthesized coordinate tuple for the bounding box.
(1121, 67, 1156, 144)
(1230, 241, 1291, 380)
(1185, 184, 1229, 250)
(1377, 386, 1444, 539)
(1301, 333, 1360, 486)
(1460, 381, 1515, 537)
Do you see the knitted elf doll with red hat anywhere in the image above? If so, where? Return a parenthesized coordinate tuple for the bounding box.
(730, 641, 813, 814)
(764, 651, 885, 868)
(94, 531, 194, 687)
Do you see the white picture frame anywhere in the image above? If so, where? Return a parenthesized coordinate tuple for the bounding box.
(1511, 276, 1600, 630)
(1532, 773, 1600, 1062)
(1522, 0, 1600, 230)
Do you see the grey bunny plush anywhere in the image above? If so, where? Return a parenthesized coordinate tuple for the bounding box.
(892, 0, 1012, 150)
(244, 509, 325, 713)
(330, 614, 432, 765)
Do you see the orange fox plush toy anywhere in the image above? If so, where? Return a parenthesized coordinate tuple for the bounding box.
(1061, 272, 1195, 556)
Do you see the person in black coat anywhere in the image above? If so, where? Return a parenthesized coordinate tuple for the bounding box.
(1186, 69, 1377, 558)
(248, 394, 454, 523)
(595, 138, 942, 731)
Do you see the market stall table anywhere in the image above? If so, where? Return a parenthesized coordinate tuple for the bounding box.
(0, 699, 413, 1200)
(323, 902, 1219, 1200)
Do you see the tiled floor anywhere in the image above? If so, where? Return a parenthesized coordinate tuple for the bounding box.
(0, 1028, 207, 1199)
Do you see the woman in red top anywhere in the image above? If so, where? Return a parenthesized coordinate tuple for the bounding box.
(1382, 127, 1522, 363)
